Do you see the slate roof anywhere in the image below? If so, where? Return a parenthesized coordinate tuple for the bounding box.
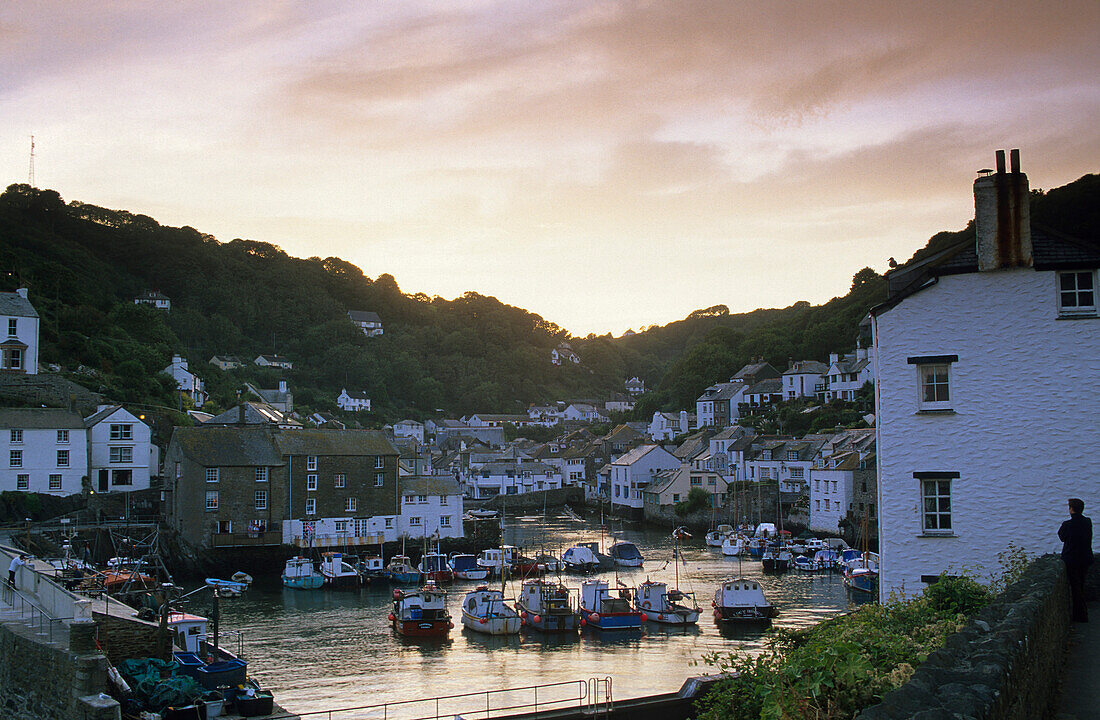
(171, 426, 285, 467)
(275, 429, 398, 457)
(0, 407, 84, 429)
(480, 461, 556, 474)
(697, 382, 743, 402)
(612, 444, 669, 466)
(783, 361, 829, 375)
(341, 389, 370, 400)
(401, 475, 461, 496)
(0, 291, 38, 318)
(712, 425, 752, 442)
(744, 378, 783, 395)
(83, 405, 125, 426)
(205, 402, 290, 426)
(348, 310, 382, 323)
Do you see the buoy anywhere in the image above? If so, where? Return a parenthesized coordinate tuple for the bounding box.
(479, 617, 487, 624)
(579, 618, 587, 626)
(388, 613, 395, 622)
(590, 613, 600, 623)
(448, 622, 454, 629)
(532, 615, 541, 625)
(520, 611, 528, 620)
(643, 601, 651, 609)
(394, 589, 402, 599)
(640, 613, 648, 623)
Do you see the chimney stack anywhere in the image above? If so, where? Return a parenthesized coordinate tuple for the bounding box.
(975, 149, 1032, 271)
(16, 288, 28, 299)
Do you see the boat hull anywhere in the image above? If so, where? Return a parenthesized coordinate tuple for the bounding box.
(762, 558, 789, 573)
(644, 607, 700, 625)
(282, 574, 323, 590)
(713, 606, 776, 623)
(323, 574, 360, 589)
(393, 618, 451, 637)
(579, 607, 642, 630)
(521, 611, 579, 633)
(420, 570, 454, 584)
(461, 611, 521, 635)
(844, 572, 878, 594)
(453, 568, 490, 581)
(385, 571, 421, 584)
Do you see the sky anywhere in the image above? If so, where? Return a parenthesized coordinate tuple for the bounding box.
(3, 2, 1099, 336)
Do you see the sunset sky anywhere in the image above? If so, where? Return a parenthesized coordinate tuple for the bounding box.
(3, 2, 1099, 335)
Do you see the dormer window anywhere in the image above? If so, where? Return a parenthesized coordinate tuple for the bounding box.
(1058, 271, 1096, 316)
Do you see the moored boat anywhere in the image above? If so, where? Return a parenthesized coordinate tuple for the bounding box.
(282, 557, 323, 590)
(320, 552, 361, 589)
(357, 554, 386, 584)
(384, 555, 421, 584)
(843, 552, 879, 595)
(460, 586, 521, 635)
(418, 551, 454, 584)
(204, 577, 248, 597)
(712, 577, 778, 624)
(561, 545, 599, 573)
(721, 534, 748, 557)
(761, 543, 792, 573)
(634, 580, 700, 625)
(476, 548, 511, 577)
(578, 579, 642, 630)
(706, 524, 734, 547)
(449, 553, 490, 581)
(608, 541, 644, 568)
(390, 582, 452, 637)
(515, 578, 579, 633)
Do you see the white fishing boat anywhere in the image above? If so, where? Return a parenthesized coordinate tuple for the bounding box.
(320, 552, 361, 589)
(712, 577, 778, 624)
(705, 524, 734, 547)
(204, 577, 248, 597)
(560, 545, 600, 573)
(515, 578, 579, 633)
(460, 586, 522, 635)
(721, 534, 747, 557)
(466, 509, 499, 519)
(608, 541, 644, 568)
(635, 580, 700, 625)
(449, 553, 490, 581)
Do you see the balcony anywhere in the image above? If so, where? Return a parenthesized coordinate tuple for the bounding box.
(211, 531, 283, 548)
(290, 532, 386, 549)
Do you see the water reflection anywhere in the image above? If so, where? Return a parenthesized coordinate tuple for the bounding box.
(215, 515, 866, 714)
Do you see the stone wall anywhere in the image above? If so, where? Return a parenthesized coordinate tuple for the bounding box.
(856, 555, 1072, 720)
(93, 610, 171, 666)
(0, 618, 113, 720)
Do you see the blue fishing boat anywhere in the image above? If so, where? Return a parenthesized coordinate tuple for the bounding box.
(578, 579, 642, 630)
(384, 555, 420, 584)
(516, 578, 579, 633)
(281, 557, 323, 590)
(449, 553, 489, 581)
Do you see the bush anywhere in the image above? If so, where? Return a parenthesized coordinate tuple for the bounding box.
(674, 487, 711, 517)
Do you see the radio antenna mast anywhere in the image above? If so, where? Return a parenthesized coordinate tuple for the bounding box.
(28, 136, 35, 187)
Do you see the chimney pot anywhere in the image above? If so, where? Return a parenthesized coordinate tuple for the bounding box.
(995, 150, 1006, 174)
(975, 149, 1032, 271)
(1010, 149, 1020, 173)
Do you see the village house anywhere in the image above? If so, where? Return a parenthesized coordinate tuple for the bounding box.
(397, 476, 463, 540)
(741, 378, 784, 410)
(782, 360, 829, 400)
(1, 288, 39, 374)
(465, 413, 536, 428)
(392, 419, 425, 444)
(624, 377, 645, 396)
(872, 150, 1100, 599)
(643, 462, 728, 514)
(254, 354, 293, 369)
(133, 290, 171, 310)
(204, 401, 301, 429)
(347, 310, 384, 337)
(84, 405, 155, 493)
(603, 393, 635, 414)
(561, 403, 607, 423)
(807, 428, 876, 536)
(166, 426, 400, 551)
(245, 380, 293, 413)
(162, 354, 207, 408)
(208, 355, 245, 370)
(467, 460, 560, 499)
(648, 410, 692, 441)
(1, 408, 87, 495)
(822, 348, 874, 402)
(336, 388, 371, 412)
(609, 444, 679, 519)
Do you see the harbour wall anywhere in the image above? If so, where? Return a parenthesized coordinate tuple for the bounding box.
(855, 555, 1074, 720)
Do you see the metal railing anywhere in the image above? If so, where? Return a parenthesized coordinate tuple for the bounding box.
(264, 677, 613, 720)
(0, 578, 70, 645)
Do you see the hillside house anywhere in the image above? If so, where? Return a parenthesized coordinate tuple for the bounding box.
(204, 401, 301, 429)
(393, 419, 425, 443)
(807, 428, 877, 536)
(134, 291, 170, 310)
(550, 343, 580, 365)
(648, 410, 692, 441)
(84, 405, 154, 493)
(1, 288, 39, 375)
(872, 149, 1100, 600)
(337, 388, 371, 412)
(162, 355, 207, 408)
(347, 310, 384, 337)
(696, 382, 745, 428)
(604, 393, 635, 413)
(467, 460, 560, 499)
(742, 378, 784, 409)
(609, 444, 679, 519)
(783, 360, 828, 400)
(823, 349, 874, 401)
(562, 403, 606, 423)
(209, 355, 245, 370)
(245, 380, 293, 413)
(625, 377, 646, 396)
(254, 354, 293, 369)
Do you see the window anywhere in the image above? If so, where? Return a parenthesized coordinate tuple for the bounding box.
(832, 481, 838, 492)
(56, 450, 69, 467)
(861, 481, 867, 493)
(409, 516, 421, 526)
(786, 450, 798, 461)
(206, 468, 219, 483)
(921, 478, 954, 532)
(306, 474, 317, 491)
(404, 494, 416, 503)
(909, 355, 957, 410)
(815, 479, 820, 491)
(384, 517, 393, 529)
(6, 318, 15, 336)
(374, 473, 383, 487)
(7, 348, 21, 370)
(109, 447, 133, 463)
(206, 491, 219, 510)
(9, 429, 22, 443)
(307, 456, 317, 471)
(305, 498, 316, 515)
(690, 476, 702, 486)
(255, 467, 269, 483)
(789, 467, 804, 479)
(440, 516, 451, 528)
(824, 499, 830, 510)
(334, 520, 348, 533)
(255, 490, 267, 510)
(417, 494, 427, 503)
(345, 497, 357, 512)
(175, 461, 182, 478)
(440, 495, 448, 505)
(708, 477, 716, 486)
(1059, 271, 1096, 315)
(375, 456, 385, 469)
(334, 473, 345, 488)
(673, 493, 680, 502)
(815, 500, 820, 511)
(56, 430, 69, 444)
(16, 474, 28, 490)
(112, 469, 132, 486)
(109, 424, 133, 441)
(49, 474, 62, 490)
(218, 520, 232, 533)
(9, 450, 22, 468)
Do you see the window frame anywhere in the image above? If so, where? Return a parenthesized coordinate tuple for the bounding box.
(9, 449, 22, 468)
(109, 424, 133, 441)
(374, 456, 385, 469)
(49, 474, 62, 491)
(206, 467, 219, 483)
(255, 489, 268, 510)
(440, 515, 451, 527)
(255, 467, 269, 483)
(335, 473, 346, 488)
(1058, 270, 1097, 316)
(307, 456, 318, 471)
(56, 429, 69, 444)
(916, 472, 958, 534)
(306, 474, 318, 491)
(374, 472, 383, 487)
(109, 446, 133, 464)
(345, 497, 357, 513)
(56, 449, 70, 468)
(9, 429, 22, 444)
(205, 490, 219, 511)
(16, 473, 29, 490)
(908, 355, 958, 412)
(305, 497, 316, 515)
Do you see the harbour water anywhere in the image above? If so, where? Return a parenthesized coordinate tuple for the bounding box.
(209, 517, 868, 715)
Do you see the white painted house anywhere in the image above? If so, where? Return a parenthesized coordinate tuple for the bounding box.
(134, 291, 171, 310)
(609, 444, 679, 519)
(872, 150, 1100, 600)
(393, 419, 425, 444)
(550, 343, 580, 365)
(398, 476, 464, 539)
(823, 349, 874, 402)
(562, 403, 606, 423)
(254, 354, 293, 369)
(347, 310, 384, 337)
(162, 355, 207, 408)
(0, 288, 39, 375)
(783, 360, 828, 400)
(467, 461, 560, 499)
(84, 405, 154, 493)
(336, 388, 371, 412)
(1, 408, 88, 495)
(648, 410, 691, 441)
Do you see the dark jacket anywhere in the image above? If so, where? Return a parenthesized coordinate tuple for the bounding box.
(1060, 513, 1094, 567)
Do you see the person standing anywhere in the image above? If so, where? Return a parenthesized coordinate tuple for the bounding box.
(1059, 498, 1094, 622)
(7, 554, 27, 586)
